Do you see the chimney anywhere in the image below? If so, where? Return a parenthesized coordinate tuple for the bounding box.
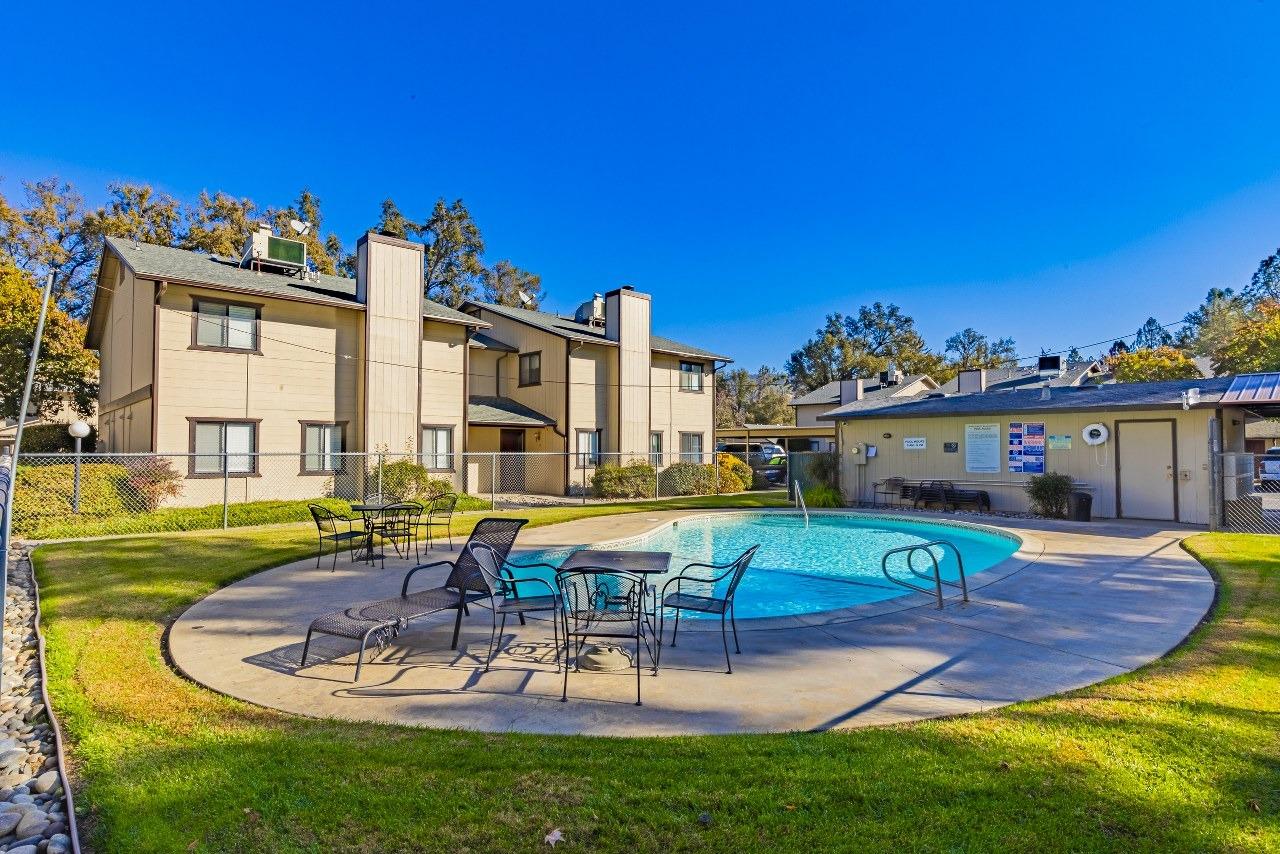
(604, 286, 651, 456)
(839, 379, 864, 405)
(1040, 382, 1051, 401)
(1038, 354, 1064, 380)
(957, 368, 987, 394)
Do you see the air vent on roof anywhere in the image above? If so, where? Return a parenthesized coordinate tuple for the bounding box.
(574, 293, 606, 328)
(1038, 354, 1064, 380)
(926, 392, 947, 399)
(241, 224, 306, 275)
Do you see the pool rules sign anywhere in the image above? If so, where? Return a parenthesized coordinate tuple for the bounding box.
(1009, 421, 1046, 473)
(964, 423, 1001, 473)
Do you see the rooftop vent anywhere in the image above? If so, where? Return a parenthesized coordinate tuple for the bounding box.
(926, 392, 947, 399)
(878, 368, 904, 387)
(1038, 354, 1064, 380)
(241, 223, 307, 275)
(574, 293, 607, 328)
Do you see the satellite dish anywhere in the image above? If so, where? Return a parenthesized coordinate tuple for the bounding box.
(289, 219, 311, 236)
(517, 289, 533, 306)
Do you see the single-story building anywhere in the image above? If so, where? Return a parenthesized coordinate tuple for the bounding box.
(819, 371, 1274, 526)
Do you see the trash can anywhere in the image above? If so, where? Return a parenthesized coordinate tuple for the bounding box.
(1068, 491, 1092, 521)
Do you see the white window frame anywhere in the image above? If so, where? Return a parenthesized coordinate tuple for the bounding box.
(421, 425, 454, 471)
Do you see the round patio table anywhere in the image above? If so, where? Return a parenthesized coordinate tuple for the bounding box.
(557, 549, 671, 672)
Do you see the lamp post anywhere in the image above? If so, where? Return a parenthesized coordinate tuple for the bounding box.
(68, 420, 91, 513)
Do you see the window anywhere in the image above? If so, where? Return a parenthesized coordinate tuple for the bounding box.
(301, 422, 343, 473)
(191, 420, 257, 476)
(193, 299, 259, 351)
(519, 352, 542, 387)
(421, 426, 454, 470)
(679, 432, 704, 463)
(679, 361, 704, 392)
(576, 429, 601, 468)
(649, 431, 664, 467)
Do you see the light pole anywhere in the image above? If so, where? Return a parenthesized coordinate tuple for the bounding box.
(68, 420, 91, 513)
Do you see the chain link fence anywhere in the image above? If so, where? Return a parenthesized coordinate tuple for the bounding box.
(1215, 450, 1280, 534)
(8, 449, 786, 540)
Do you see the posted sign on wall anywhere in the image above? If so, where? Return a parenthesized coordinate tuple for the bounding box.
(903, 437, 926, 450)
(1009, 422, 1046, 473)
(964, 423, 1001, 473)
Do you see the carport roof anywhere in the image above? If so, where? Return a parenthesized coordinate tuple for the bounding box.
(1220, 373, 1280, 405)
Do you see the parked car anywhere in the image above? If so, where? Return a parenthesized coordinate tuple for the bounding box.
(717, 442, 786, 465)
(1260, 448, 1280, 491)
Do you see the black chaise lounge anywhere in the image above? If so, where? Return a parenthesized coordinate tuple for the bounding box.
(300, 518, 528, 681)
(909, 480, 992, 513)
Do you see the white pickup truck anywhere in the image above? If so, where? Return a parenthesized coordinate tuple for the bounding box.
(1260, 448, 1280, 490)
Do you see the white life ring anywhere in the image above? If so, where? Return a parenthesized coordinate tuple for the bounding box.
(1082, 423, 1109, 446)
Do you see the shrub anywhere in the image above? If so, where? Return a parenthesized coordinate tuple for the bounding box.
(13, 463, 129, 529)
(658, 462, 717, 496)
(803, 483, 844, 508)
(1025, 471, 1074, 518)
(19, 423, 97, 453)
(592, 461, 657, 499)
(716, 453, 752, 493)
(805, 452, 841, 488)
(119, 457, 183, 511)
(374, 460, 453, 500)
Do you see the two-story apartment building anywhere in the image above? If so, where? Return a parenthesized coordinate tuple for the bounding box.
(85, 227, 728, 501)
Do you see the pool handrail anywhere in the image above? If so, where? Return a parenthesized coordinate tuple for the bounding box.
(880, 540, 969, 609)
(794, 479, 809, 528)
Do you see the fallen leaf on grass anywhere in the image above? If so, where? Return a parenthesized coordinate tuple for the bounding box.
(545, 828, 564, 846)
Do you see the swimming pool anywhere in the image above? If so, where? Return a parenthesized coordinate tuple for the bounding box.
(514, 512, 1020, 619)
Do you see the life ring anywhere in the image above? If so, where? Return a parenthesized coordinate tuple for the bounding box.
(1082, 423, 1109, 446)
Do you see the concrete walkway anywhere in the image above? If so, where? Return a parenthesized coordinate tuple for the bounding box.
(167, 510, 1215, 735)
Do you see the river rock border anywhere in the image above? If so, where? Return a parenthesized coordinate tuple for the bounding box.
(0, 546, 76, 854)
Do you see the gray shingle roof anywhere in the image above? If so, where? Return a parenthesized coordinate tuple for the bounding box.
(939, 361, 1104, 394)
(101, 237, 484, 327)
(465, 300, 731, 361)
(467, 395, 557, 427)
(821, 377, 1232, 421)
(790, 374, 934, 407)
(467, 331, 517, 352)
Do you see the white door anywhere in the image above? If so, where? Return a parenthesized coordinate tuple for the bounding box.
(1117, 420, 1176, 520)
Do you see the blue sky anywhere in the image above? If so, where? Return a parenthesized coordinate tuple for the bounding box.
(5, 2, 1280, 369)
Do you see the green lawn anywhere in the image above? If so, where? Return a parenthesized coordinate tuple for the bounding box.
(31, 510, 1280, 852)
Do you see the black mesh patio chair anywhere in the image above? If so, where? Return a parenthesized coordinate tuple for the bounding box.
(467, 541, 562, 672)
(416, 492, 459, 552)
(557, 568, 654, 706)
(657, 545, 759, 673)
(873, 476, 906, 508)
(374, 502, 416, 562)
(301, 518, 529, 681)
(363, 492, 401, 505)
(309, 504, 365, 571)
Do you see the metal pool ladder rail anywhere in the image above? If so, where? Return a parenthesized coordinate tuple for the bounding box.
(880, 540, 969, 609)
(794, 479, 809, 528)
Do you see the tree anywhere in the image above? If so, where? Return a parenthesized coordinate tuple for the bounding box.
(481, 260, 543, 308)
(785, 314, 874, 391)
(1134, 316, 1173, 350)
(1107, 346, 1203, 383)
(1244, 249, 1280, 305)
(944, 328, 1017, 370)
(1180, 287, 1246, 357)
(786, 304, 945, 391)
(1066, 346, 1083, 363)
(1108, 340, 1131, 357)
(421, 198, 486, 307)
(267, 188, 344, 276)
(375, 199, 411, 239)
(182, 191, 259, 257)
(0, 179, 95, 314)
(1210, 300, 1280, 375)
(0, 260, 98, 421)
(716, 366, 795, 428)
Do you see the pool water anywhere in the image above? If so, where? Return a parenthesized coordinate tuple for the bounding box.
(513, 512, 1020, 619)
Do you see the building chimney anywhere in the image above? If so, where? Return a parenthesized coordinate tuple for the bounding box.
(957, 369, 987, 394)
(1040, 382, 1051, 401)
(839, 378, 864, 405)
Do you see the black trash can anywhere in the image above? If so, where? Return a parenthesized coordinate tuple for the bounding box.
(1068, 491, 1092, 521)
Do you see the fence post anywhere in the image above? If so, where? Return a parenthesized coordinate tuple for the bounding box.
(72, 436, 82, 514)
(654, 453, 659, 501)
(1208, 417, 1223, 531)
(222, 450, 230, 529)
(490, 453, 496, 511)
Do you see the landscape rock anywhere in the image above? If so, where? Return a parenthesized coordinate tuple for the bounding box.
(30, 773, 57, 796)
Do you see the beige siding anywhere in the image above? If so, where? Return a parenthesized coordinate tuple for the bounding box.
(607, 289, 651, 456)
(794, 403, 829, 428)
(837, 407, 1215, 525)
(360, 236, 423, 454)
(420, 320, 467, 464)
(469, 312, 567, 431)
(650, 353, 714, 462)
(97, 263, 155, 452)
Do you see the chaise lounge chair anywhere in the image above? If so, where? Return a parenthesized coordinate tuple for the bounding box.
(300, 518, 528, 681)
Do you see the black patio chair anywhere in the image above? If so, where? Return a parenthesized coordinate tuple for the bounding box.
(301, 518, 529, 681)
(467, 541, 562, 672)
(557, 568, 654, 706)
(374, 502, 416, 562)
(416, 492, 459, 552)
(657, 545, 759, 673)
(308, 504, 365, 571)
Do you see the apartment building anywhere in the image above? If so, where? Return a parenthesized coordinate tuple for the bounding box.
(84, 227, 728, 499)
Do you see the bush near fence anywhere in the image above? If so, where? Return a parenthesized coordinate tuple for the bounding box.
(716, 453, 753, 493)
(658, 462, 717, 496)
(592, 460, 658, 499)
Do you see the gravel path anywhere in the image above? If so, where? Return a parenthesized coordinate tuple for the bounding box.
(0, 547, 74, 854)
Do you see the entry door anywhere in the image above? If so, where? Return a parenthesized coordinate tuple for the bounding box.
(499, 429, 526, 492)
(1116, 420, 1177, 520)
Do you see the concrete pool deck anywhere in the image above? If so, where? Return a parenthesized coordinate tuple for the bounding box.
(167, 510, 1216, 736)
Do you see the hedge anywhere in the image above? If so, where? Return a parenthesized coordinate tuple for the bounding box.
(657, 462, 717, 496)
(592, 461, 657, 498)
(716, 453, 753, 493)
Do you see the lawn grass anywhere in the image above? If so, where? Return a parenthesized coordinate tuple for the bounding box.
(31, 517, 1280, 852)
